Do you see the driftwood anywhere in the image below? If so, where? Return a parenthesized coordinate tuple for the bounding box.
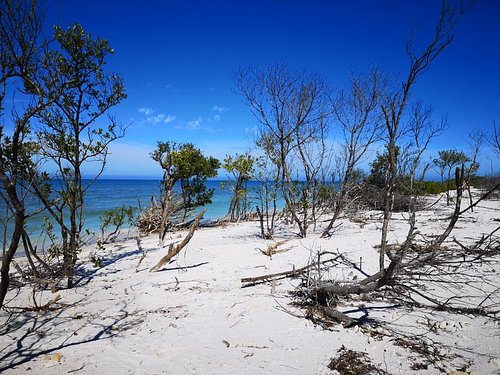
(135, 237, 148, 272)
(241, 266, 308, 287)
(241, 256, 341, 287)
(149, 210, 205, 272)
(258, 239, 291, 257)
(318, 306, 356, 327)
(315, 279, 382, 296)
(137, 204, 165, 234)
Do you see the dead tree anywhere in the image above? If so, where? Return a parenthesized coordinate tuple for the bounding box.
(379, 0, 473, 271)
(322, 68, 386, 237)
(300, 166, 500, 329)
(236, 61, 332, 238)
(320, 89, 451, 326)
(397, 101, 446, 216)
(254, 156, 280, 239)
(464, 129, 485, 211)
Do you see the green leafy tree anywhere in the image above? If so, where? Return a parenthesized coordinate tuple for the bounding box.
(151, 142, 219, 245)
(149, 141, 178, 245)
(30, 24, 126, 288)
(172, 143, 220, 219)
(222, 152, 255, 222)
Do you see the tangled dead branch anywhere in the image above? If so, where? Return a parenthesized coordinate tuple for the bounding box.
(5, 288, 62, 312)
(137, 195, 185, 235)
(241, 255, 341, 288)
(137, 202, 169, 234)
(303, 229, 500, 327)
(296, 169, 500, 330)
(391, 227, 500, 315)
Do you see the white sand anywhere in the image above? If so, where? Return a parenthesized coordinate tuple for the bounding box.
(1, 192, 499, 374)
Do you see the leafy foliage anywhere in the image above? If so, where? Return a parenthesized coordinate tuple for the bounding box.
(29, 23, 126, 287)
(222, 152, 255, 221)
(223, 153, 254, 181)
(414, 180, 448, 195)
(152, 141, 220, 221)
(434, 149, 470, 181)
(98, 205, 136, 243)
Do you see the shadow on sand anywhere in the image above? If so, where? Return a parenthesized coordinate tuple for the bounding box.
(0, 244, 149, 372)
(0, 298, 143, 372)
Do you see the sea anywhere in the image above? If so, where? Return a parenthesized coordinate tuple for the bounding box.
(0, 179, 277, 255)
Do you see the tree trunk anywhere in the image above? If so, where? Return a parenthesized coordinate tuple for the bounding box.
(0, 188, 25, 308)
(432, 166, 464, 248)
(380, 139, 397, 271)
(323, 186, 347, 237)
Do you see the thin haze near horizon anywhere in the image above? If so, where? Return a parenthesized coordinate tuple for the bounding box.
(36, 1, 500, 179)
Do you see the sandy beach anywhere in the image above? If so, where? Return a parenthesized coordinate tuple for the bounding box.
(1, 192, 499, 374)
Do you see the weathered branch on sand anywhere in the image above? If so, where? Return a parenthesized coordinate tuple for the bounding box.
(241, 266, 308, 287)
(315, 279, 383, 296)
(149, 210, 205, 272)
(135, 237, 148, 272)
(453, 181, 500, 218)
(241, 256, 341, 287)
(258, 239, 291, 257)
(319, 305, 356, 327)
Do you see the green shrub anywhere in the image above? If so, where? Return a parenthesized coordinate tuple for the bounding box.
(416, 181, 448, 195)
(99, 205, 137, 243)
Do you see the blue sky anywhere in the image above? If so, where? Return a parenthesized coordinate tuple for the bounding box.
(44, 0, 500, 179)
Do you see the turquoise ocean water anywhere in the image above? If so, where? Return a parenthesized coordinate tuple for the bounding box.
(1, 179, 275, 254)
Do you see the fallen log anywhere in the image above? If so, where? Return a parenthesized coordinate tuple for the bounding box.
(149, 210, 205, 272)
(319, 305, 356, 327)
(241, 266, 309, 287)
